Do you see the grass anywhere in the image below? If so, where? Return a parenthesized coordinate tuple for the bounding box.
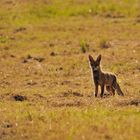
(80, 40, 90, 53)
(0, 0, 139, 26)
(0, 0, 140, 140)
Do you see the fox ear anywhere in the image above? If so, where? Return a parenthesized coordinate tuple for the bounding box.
(96, 54, 101, 64)
(88, 55, 95, 64)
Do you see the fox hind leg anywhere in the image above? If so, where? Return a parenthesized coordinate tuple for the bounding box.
(106, 86, 115, 96)
(106, 86, 110, 92)
(110, 86, 115, 96)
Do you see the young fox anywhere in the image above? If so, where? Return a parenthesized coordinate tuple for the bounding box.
(89, 54, 124, 97)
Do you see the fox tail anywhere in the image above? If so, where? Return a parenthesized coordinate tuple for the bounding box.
(115, 82, 124, 96)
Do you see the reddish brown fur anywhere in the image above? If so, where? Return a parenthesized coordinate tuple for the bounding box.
(89, 54, 124, 97)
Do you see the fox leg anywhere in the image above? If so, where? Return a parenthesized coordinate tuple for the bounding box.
(95, 84, 98, 97)
(106, 86, 115, 96)
(100, 84, 104, 98)
(110, 86, 115, 96)
(106, 86, 110, 92)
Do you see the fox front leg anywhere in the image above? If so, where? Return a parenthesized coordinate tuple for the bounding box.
(95, 84, 98, 97)
(100, 84, 104, 98)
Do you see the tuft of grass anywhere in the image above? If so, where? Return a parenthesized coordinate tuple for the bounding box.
(0, 35, 10, 44)
(80, 40, 89, 53)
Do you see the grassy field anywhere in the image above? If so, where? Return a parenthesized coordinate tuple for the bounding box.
(0, 0, 140, 140)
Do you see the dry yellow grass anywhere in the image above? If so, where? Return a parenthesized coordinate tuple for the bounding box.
(0, 0, 140, 140)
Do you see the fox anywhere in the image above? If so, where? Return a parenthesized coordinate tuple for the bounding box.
(89, 54, 124, 97)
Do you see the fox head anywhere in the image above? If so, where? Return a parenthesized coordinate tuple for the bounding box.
(88, 54, 101, 72)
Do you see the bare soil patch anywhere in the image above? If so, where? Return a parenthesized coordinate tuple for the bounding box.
(117, 99, 140, 107)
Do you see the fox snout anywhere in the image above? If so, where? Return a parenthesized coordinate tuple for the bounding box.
(92, 66, 99, 72)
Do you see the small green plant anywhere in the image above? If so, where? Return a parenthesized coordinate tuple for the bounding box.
(0, 36, 9, 43)
(80, 40, 89, 53)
